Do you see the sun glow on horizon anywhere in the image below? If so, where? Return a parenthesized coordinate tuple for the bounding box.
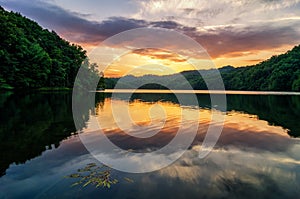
(84, 43, 298, 78)
(89, 47, 214, 78)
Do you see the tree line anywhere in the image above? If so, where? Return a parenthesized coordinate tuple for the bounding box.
(0, 6, 104, 90)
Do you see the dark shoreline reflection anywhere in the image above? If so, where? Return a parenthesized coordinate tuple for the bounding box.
(0, 91, 104, 177)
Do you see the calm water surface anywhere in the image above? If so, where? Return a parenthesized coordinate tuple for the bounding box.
(0, 90, 300, 199)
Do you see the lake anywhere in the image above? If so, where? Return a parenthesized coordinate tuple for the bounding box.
(0, 90, 300, 199)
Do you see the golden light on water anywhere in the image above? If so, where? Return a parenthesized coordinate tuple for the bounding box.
(92, 97, 289, 137)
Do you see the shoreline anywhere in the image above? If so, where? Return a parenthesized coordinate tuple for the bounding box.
(1, 88, 300, 95)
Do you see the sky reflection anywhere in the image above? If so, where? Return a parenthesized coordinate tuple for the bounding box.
(1, 93, 300, 198)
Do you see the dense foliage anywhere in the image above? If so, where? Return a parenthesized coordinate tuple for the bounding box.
(106, 46, 300, 91)
(0, 6, 104, 89)
(222, 46, 300, 91)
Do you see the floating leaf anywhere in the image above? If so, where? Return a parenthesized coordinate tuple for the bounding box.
(65, 163, 118, 189)
(71, 182, 81, 187)
(87, 163, 97, 167)
(124, 177, 134, 183)
(66, 173, 82, 178)
(83, 180, 92, 187)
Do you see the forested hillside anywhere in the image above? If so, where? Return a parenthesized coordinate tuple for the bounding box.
(106, 45, 300, 91)
(222, 45, 300, 91)
(0, 6, 104, 90)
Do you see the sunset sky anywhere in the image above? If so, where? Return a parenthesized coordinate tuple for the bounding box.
(1, 0, 300, 77)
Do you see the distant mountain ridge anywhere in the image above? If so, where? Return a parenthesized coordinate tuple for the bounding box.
(106, 46, 300, 91)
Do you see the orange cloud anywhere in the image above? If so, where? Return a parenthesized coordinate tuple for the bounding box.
(132, 48, 187, 63)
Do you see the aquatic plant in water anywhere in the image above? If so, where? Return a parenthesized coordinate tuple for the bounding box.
(65, 163, 118, 188)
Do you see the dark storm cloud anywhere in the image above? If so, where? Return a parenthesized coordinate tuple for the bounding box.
(150, 21, 181, 29)
(0, 0, 147, 44)
(2, 0, 300, 57)
(150, 20, 197, 32)
(1, 0, 193, 44)
(188, 25, 300, 58)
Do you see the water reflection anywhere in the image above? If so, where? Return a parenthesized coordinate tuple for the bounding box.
(0, 92, 103, 176)
(87, 94, 300, 198)
(108, 92, 300, 137)
(0, 91, 299, 176)
(0, 91, 300, 199)
(91, 97, 292, 151)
